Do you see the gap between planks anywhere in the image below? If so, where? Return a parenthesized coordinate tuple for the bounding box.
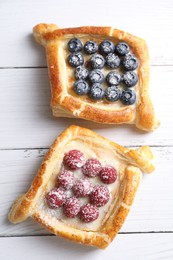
(0, 144, 173, 151)
(0, 64, 173, 69)
(1, 231, 173, 238)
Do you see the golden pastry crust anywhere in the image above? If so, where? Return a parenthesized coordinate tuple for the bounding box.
(33, 24, 159, 131)
(8, 125, 155, 249)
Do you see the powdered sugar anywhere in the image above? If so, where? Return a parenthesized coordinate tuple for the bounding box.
(46, 188, 66, 209)
(89, 185, 110, 207)
(79, 204, 99, 223)
(100, 166, 117, 184)
(37, 140, 121, 230)
(63, 150, 86, 170)
(63, 197, 81, 218)
(72, 178, 93, 197)
(57, 170, 74, 189)
(82, 158, 102, 177)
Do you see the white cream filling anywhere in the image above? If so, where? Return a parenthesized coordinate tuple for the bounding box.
(58, 35, 138, 111)
(36, 140, 127, 231)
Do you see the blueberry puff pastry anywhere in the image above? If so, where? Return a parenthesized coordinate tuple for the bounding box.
(33, 24, 159, 131)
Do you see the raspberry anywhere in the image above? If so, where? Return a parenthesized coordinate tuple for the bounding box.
(100, 166, 117, 184)
(57, 170, 74, 189)
(72, 178, 93, 197)
(82, 158, 102, 177)
(63, 197, 80, 218)
(46, 188, 66, 209)
(89, 185, 110, 207)
(63, 150, 86, 170)
(79, 204, 99, 223)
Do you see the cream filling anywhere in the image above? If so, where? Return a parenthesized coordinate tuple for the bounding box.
(58, 35, 138, 111)
(36, 139, 127, 231)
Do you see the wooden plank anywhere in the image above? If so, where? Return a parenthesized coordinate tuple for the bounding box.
(0, 0, 173, 67)
(1, 147, 173, 236)
(0, 66, 172, 148)
(1, 234, 173, 260)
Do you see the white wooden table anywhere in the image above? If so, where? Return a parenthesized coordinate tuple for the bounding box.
(0, 0, 173, 259)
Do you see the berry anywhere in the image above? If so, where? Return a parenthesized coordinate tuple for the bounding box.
(89, 83, 105, 101)
(46, 188, 66, 209)
(122, 71, 138, 87)
(105, 86, 121, 102)
(63, 197, 80, 218)
(72, 178, 93, 197)
(84, 41, 98, 54)
(121, 89, 136, 105)
(68, 52, 84, 67)
(82, 158, 102, 177)
(122, 54, 139, 71)
(89, 185, 110, 207)
(115, 42, 130, 56)
(57, 170, 74, 189)
(90, 54, 105, 69)
(68, 38, 83, 52)
(79, 204, 99, 223)
(100, 166, 117, 184)
(73, 80, 90, 95)
(100, 40, 115, 54)
(105, 53, 120, 69)
(106, 71, 121, 86)
(88, 69, 104, 83)
(63, 150, 86, 170)
(75, 66, 89, 80)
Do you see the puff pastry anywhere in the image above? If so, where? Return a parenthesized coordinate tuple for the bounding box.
(8, 125, 155, 249)
(33, 24, 159, 131)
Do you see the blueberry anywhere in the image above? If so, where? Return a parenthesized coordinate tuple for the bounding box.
(100, 40, 115, 54)
(68, 38, 83, 52)
(106, 71, 121, 86)
(89, 83, 105, 100)
(115, 42, 130, 56)
(123, 71, 138, 87)
(105, 53, 120, 69)
(75, 66, 89, 80)
(105, 86, 121, 102)
(121, 89, 136, 105)
(68, 52, 84, 67)
(90, 54, 105, 69)
(84, 41, 98, 54)
(73, 80, 90, 95)
(122, 54, 139, 71)
(89, 69, 104, 83)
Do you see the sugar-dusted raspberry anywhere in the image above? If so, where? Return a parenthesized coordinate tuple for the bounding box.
(72, 178, 93, 197)
(63, 150, 86, 170)
(57, 170, 74, 189)
(46, 188, 66, 209)
(63, 197, 81, 218)
(82, 158, 102, 177)
(79, 204, 99, 223)
(100, 166, 117, 184)
(89, 185, 110, 207)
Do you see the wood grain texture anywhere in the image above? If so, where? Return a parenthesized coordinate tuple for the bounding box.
(1, 234, 173, 260)
(0, 0, 173, 258)
(0, 0, 173, 67)
(1, 147, 172, 236)
(0, 66, 172, 148)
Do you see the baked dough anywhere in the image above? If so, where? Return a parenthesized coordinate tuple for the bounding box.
(33, 24, 159, 131)
(8, 125, 155, 249)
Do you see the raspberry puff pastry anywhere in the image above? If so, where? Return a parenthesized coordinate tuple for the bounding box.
(33, 24, 159, 131)
(8, 125, 155, 249)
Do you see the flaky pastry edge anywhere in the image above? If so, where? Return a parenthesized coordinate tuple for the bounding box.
(33, 24, 159, 131)
(8, 125, 154, 248)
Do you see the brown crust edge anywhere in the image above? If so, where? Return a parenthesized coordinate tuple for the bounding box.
(8, 125, 154, 248)
(33, 24, 159, 131)
(101, 166, 142, 240)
